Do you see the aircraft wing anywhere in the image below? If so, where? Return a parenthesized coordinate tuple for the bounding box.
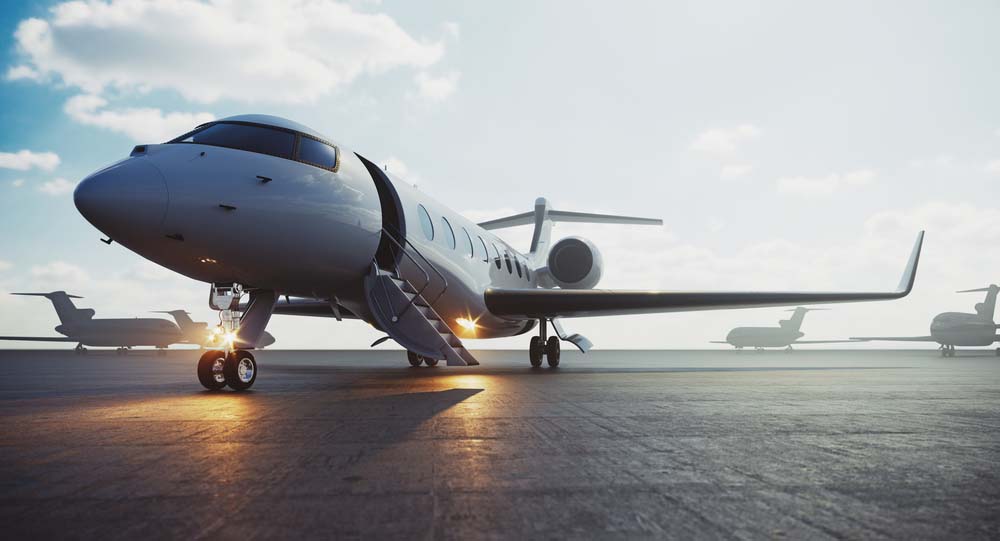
(263, 297, 359, 319)
(0, 336, 77, 342)
(485, 232, 922, 319)
(792, 339, 863, 344)
(849, 336, 937, 342)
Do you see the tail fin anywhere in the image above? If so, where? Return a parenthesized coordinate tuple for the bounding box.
(778, 307, 828, 332)
(12, 292, 93, 325)
(153, 310, 208, 343)
(957, 285, 999, 319)
(478, 198, 662, 261)
(152, 310, 197, 329)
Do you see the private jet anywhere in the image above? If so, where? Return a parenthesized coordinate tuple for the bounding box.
(0, 292, 182, 353)
(852, 285, 999, 357)
(72, 115, 923, 391)
(712, 307, 855, 350)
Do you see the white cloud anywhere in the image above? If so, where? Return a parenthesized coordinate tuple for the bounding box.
(30, 261, 89, 284)
(690, 124, 760, 156)
(0, 150, 60, 171)
(38, 177, 75, 196)
(986, 160, 1000, 175)
(776, 169, 875, 197)
(442, 21, 460, 40)
(11, 0, 447, 105)
(11, 179, 25, 188)
(6, 64, 41, 81)
(909, 154, 953, 168)
(414, 71, 460, 102)
(64, 94, 213, 142)
(720, 163, 753, 179)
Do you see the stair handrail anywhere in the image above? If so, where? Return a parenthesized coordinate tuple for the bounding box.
(378, 226, 449, 318)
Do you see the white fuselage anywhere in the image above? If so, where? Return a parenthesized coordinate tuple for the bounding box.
(725, 327, 804, 348)
(929, 312, 996, 347)
(74, 118, 539, 340)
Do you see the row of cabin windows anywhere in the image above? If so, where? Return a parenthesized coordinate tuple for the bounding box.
(168, 121, 340, 171)
(417, 204, 531, 281)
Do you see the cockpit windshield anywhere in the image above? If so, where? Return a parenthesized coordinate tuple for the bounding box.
(168, 121, 339, 171)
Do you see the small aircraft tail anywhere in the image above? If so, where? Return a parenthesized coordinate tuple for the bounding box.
(12, 292, 94, 325)
(153, 310, 208, 342)
(778, 307, 828, 332)
(957, 285, 999, 319)
(478, 198, 662, 262)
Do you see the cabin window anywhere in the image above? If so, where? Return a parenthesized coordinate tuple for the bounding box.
(461, 227, 474, 258)
(492, 243, 502, 269)
(479, 237, 490, 263)
(170, 122, 295, 159)
(523, 260, 531, 280)
(504, 250, 513, 274)
(514, 256, 522, 277)
(297, 136, 339, 170)
(441, 217, 456, 249)
(418, 205, 434, 240)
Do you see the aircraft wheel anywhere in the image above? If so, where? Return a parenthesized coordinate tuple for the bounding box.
(529, 336, 544, 367)
(407, 351, 423, 367)
(224, 350, 257, 391)
(424, 357, 439, 367)
(545, 336, 561, 367)
(197, 350, 227, 390)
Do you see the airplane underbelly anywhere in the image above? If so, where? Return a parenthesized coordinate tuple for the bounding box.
(930, 328, 995, 346)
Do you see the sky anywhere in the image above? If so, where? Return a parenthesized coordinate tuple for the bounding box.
(1, 0, 999, 350)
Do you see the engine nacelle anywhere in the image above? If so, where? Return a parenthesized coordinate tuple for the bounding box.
(546, 236, 603, 289)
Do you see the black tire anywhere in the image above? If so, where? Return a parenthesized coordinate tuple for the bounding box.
(224, 350, 257, 391)
(197, 350, 227, 390)
(424, 357, 439, 367)
(546, 336, 561, 367)
(407, 351, 423, 367)
(529, 336, 544, 367)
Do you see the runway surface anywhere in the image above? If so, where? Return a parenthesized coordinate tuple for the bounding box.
(0, 348, 997, 539)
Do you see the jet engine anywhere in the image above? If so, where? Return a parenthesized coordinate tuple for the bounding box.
(546, 236, 603, 289)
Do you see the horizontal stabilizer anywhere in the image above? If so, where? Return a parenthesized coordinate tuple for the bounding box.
(792, 339, 862, 344)
(12, 292, 83, 299)
(479, 209, 661, 230)
(486, 231, 923, 318)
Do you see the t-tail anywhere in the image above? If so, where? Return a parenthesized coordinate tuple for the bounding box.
(957, 284, 999, 319)
(778, 307, 828, 332)
(153, 310, 208, 341)
(11, 292, 94, 325)
(478, 197, 662, 264)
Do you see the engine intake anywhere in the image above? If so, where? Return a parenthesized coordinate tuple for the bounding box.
(547, 237, 602, 289)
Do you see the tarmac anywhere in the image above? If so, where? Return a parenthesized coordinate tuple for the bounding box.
(0, 348, 997, 539)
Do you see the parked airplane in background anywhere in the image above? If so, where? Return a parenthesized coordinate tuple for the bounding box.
(852, 285, 999, 357)
(0, 292, 182, 353)
(712, 307, 856, 350)
(73, 114, 924, 391)
(155, 310, 276, 349)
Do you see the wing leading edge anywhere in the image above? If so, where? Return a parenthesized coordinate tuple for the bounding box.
(485, 232, 923, 319)
(0, 336, 77, 342)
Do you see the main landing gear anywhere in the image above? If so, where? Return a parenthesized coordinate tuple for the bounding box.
(74, 343, 87, 355)
(407, 351, 439, 367)
(940, 344, 957, 357)
(528, 319, 560, 368)
(198, 349, 257, 391)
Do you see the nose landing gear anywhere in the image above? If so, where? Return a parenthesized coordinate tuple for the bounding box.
(197, 349, 257, 391)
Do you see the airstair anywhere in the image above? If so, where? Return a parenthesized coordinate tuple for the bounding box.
(364, 229, 479, 366)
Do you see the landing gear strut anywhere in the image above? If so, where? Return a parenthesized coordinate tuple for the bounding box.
(528, 319, 560, 367)
(940, 344, 956, 357)
(74, 343, 87, 355)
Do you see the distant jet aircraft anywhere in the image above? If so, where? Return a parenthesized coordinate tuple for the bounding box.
(852, 285, 1000, 357)
(153, 309, 276, 349)
(0, 292, 182, 353)
(72, 114, 923, 391)
(712, 307, 856, 350)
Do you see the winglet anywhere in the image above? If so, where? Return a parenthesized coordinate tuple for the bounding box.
(895, 231, 924, 294)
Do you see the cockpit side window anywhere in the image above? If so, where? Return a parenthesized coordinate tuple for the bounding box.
(297, 136, 339, 171)
(170, 122, 295, 159)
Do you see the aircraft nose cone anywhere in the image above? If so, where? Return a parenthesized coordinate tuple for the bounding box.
(75, 158, 168, 243)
